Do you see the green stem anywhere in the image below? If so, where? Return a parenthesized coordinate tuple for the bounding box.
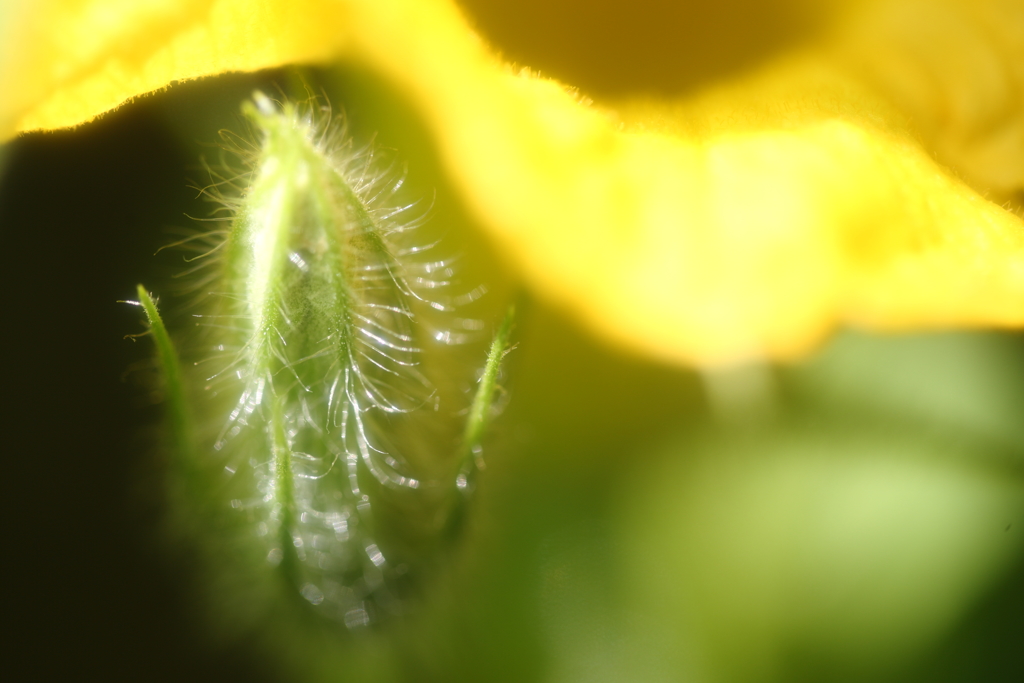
(269, 392, 302, 588)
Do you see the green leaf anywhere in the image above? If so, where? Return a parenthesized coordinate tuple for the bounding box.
(459, 304, 516, 477)
(134, 284, 193, 463)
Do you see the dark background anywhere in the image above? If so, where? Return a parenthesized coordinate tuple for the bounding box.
(1, 88, 279, 681)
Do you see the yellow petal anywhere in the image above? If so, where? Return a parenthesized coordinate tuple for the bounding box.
(3, 0, 1023, 366)
(834, 0, 1024, 200)
(0, 0, 351, 136)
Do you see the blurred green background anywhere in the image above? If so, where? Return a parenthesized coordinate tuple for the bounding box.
(3, 1, 1023, 681)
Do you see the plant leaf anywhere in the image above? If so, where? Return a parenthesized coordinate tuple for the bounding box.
(134, 284, 192, 460)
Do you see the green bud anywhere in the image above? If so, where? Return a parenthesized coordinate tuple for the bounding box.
(141, 93, 513, 626)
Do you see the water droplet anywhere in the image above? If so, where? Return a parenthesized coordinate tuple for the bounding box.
(300, 582, 325, 605)
(344, 606, 370, 629)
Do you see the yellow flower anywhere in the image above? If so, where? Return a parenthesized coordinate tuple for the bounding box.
(2, 0, 1023, 366)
